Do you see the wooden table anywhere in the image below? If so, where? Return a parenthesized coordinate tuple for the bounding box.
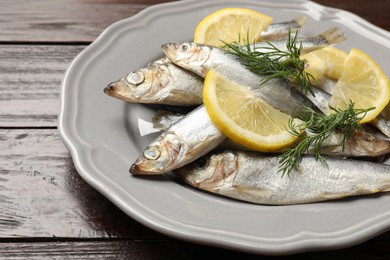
(1, 0, 389, 258)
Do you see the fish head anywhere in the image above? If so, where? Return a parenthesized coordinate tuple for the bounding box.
(104, 62, 172, 103)
(346, 131, 390, 157)
(161, 42, 212, 76)
(130, 132, 184, 175)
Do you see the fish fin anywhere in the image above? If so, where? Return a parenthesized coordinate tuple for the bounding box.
(152, 110, 184, 130)
(320, 27, 347, 45)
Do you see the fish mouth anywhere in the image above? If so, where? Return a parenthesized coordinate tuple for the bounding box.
(129, 163, 162, 175)
(161, 43, 179, 62)
(103, 79, 133, 100)
(129, 155, 163, 175)
(104, 81, 126, 100)
(103, 82, 117, 96)
(129, 164, 143, 175)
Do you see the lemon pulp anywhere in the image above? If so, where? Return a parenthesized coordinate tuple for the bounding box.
(203, 69, 303, 152)
(328, 48, 390, 123)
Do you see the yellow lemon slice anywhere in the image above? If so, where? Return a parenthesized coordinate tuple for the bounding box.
(194, 8, 273, 47)
(203, 69, 304, 152)
(328, 48, 390, 123)
(301, 46, 348, 85)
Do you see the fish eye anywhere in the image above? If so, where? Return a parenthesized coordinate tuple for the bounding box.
(180, 43, 191, 52)
(196, 157, 209, 169)
(144, 146, 160, 160)
(126, 71, 144, 85)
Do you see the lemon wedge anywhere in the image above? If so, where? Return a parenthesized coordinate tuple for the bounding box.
(301, 46, 348, 85)
(203, 69, 304, 152)
(194, 8, 273, 47)
(328, 48, 390, 123)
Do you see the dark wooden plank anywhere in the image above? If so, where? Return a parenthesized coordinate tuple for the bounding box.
(0, 0, 388, 43)
(0, 240, 265, 259)
(0, 129, 160, 238)
(0, 44, 85, 127)
(0, 0, 176, 43)
(0, 0, 389, 258)
(312, 0, 390, 31)
(1, 234, 390, 259)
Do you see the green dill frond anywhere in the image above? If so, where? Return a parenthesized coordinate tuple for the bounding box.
(277, 101, 375, 177)
(223, 30, 315, 95)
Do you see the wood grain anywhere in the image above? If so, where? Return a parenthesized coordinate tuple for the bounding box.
(0, 240, 272, 259)
(0, 129, 160, 238)
(0, 0, 176, 43)
(1, 0, 390, 258)
(0, 234, 390, 259)
(0, 0, 388, 43)
(0, 45, 85, 127)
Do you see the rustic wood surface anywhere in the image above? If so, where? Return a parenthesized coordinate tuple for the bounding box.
(1, 0, 389, 258)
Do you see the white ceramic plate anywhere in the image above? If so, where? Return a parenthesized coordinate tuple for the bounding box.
(59, 0, 390, 255)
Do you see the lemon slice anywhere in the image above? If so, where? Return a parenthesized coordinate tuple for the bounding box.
(194, 8, 273, 47)
(328, 48, 390, 123)
(203, 69, 303, 152)
(301, 46, 348, 85)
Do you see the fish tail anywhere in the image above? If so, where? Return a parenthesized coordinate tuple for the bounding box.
(294, 16, 307, 27)
(370, 114, 390, 138)
(319, 27, 347, 45)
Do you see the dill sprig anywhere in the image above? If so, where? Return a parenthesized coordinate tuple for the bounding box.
(223, 31, 315, 96)
(223, 32, 374, 176)
(277, 101, 375, 177)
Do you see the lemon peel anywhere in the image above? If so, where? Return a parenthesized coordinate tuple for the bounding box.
(194, 8, 272, 47)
